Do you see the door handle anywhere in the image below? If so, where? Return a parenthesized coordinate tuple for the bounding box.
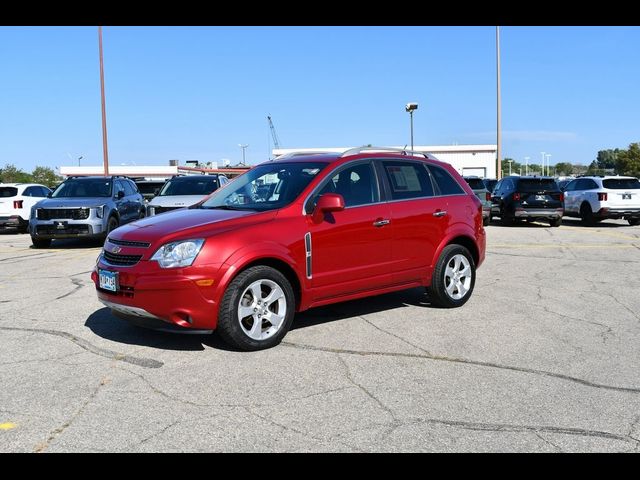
(433, 210, 447, 217)
(373, 219, 390, 227)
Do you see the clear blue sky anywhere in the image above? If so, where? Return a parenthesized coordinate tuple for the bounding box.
(1, 26, 638, 172)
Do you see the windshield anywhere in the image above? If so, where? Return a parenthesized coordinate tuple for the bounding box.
(159, 177, 219, 196)
(136, 182, 166, 195)
(464, 178, 486, 190)
(200, 162, 327, 212)
(518, 179, 559, 192)
(603, 178, 640, 190)
(52, 179, 112, 198)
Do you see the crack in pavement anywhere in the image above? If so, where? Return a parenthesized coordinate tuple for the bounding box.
(407, 416, 640, 448)
(605, 293, 640, 323)
(360, 316, 435, 357)
(281, 341, 640, 394)
(534, 432, 564, 452)
(55, 277, 88, 300)
(487, 250, 640, 264)
(34, 375, 110, 453)
(0, 327, 163, 368)
(0, 351, 84, 367)
(0, 252, 56, 263)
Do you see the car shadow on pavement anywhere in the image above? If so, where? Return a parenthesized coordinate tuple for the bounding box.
(85, 307, 234, 352)
(292, 287, 432, 330)
(33, 238, 105, 249)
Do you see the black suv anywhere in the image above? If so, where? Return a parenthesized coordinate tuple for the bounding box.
(490, 176, 564, 227)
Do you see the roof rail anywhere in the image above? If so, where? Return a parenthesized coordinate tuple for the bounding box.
(275, 151, 337, 160)
(340, 146, 430, 159)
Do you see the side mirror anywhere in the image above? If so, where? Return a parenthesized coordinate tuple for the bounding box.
(154, 188, 160, 196)
(312, 193, 345, 223)
(117, 190, 125, 199)
(47, 192, 52, 198)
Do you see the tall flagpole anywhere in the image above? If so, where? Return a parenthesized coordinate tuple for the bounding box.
(99, 26, 110, 176)
(496, 26, 502, 180)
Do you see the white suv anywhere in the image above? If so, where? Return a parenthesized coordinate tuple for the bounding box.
(0, 183, 52, 232)
(562, 176, 640, 226)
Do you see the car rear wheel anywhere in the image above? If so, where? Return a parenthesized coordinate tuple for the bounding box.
(580, 203, 596, 226)
(629, 218, 640, 226)
(427, 244, 476, 308)
(31, 237, 51, 249)
(217, 266, 295, 351)
(549, 218, 562, 227)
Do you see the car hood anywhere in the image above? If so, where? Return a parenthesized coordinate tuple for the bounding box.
(35, 197, 111, 209)
(110, 208, 277, 244)
(148, 195, 206, 207)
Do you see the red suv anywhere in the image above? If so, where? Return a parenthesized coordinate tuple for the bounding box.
(92, 148, 486, 350)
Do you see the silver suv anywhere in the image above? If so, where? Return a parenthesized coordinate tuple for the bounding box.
(29, 176, 145, 248)
(563, 176, 640, 225)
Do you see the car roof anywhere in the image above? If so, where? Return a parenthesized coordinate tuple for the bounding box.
(0, 183, 46, 187)
(267, 151, 442, 166)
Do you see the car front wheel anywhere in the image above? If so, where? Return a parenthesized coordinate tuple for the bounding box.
(427, 244, 476, 308)
(31, 237, 51, 249)
(628, 218, 640, 226)
(217, 266, 295, 351)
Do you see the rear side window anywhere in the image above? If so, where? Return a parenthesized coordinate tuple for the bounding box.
(428, 165, 465, 195)
(123, 180, 137, 196)
(0, 187, 18, 197)
(518, 179, 559, 192)
(603, 178, 640, 189)
(464, 178, 486, 190)
(382, 161, 434, 200)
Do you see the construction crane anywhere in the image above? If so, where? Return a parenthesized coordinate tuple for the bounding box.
(267, 115, 282, 155)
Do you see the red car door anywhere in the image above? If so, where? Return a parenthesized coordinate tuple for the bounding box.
(306, 161, 394, 301)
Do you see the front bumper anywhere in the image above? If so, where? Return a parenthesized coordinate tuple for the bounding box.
(30, 219, 105, 239)
(92, 258, 223, 331)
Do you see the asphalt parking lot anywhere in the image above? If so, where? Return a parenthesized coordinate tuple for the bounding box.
(1, 218, 640, 452)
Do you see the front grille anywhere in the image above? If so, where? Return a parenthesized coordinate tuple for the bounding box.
(37, 208, 90, 220)
(107, 237, 151, 248)
(37, 224, 90, 235)
(103, 251, 143, 266)
(153, 206, 181, 215)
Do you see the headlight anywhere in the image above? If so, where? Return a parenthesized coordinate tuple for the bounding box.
(151, 239, 204, 268)
(95, 205, 105, 218)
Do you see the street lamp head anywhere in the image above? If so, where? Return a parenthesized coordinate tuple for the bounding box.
(405, 102, 418, 112)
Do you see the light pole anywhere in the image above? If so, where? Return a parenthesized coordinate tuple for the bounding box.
(238, 144, 249, 165)
(405, 103, 418, 151)
(540, 152, 546, 177)
(98, 26, 109, 176)
(496, 26, 502, 180)
(507, 159, 513, 176)
(524, 156, 530, 176)
(78, 156, 83, 167)
(545, 154, 551, 176)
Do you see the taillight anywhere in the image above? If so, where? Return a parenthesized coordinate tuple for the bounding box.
(485, 192, 491, 201)
(559, 193, 564, 202)
(598, 192, 608, 201)
(13, 200, 23, 209)
(513, 192, 521, 201)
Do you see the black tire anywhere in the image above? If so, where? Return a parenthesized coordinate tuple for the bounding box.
(501, 208, 513, 226)
(549, 218, 562, 227)
(482, 216, 490, 227)
(31, 237, 51, 249)
(580, 203, 596, 226)
(138, 209, 145, 220)
(629, 218, 640, 226)
(217, 265, 296, 351)
(427, 244, 476, 308)
(106, 216, 119, 234)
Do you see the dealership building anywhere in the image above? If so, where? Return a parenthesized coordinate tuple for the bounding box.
(273, 145, 498, 179)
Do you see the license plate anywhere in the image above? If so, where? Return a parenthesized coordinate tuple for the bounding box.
(535, 195, 546, 201)
(98, 269, 118, 292)
(622, 193, 632, 200)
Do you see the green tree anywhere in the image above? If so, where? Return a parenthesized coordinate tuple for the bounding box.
(586, 160, 600, 175)
(554, 162, 574, 175)
(0, 163, 33, 183)
(596, 149, 619, 170)
(31, 166, 61, 187)
(616, 143, 640, 177)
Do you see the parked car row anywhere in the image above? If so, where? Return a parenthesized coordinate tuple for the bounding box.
(479, 175, 640, 227)
(0, 173, 228, 247)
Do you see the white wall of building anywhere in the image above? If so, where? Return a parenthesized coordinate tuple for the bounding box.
(273, 145, 497, 179)
(60, 165, 179, 178)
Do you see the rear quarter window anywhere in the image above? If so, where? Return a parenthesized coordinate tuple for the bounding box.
(603, 178, 640, 189)
(0, 187, 18, 197)
(428, 165, 465, 195)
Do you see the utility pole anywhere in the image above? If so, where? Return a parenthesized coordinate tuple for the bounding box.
(496, 26, 502, 180)
(98, 26, 109, 176)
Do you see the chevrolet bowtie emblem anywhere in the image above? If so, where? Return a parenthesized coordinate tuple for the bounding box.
(111, 246, 122, 254)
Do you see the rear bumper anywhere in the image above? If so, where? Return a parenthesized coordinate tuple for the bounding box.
(0, 216, 27, 229)
(596, 207, 640, 219)
(514, 208, 563, 219)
